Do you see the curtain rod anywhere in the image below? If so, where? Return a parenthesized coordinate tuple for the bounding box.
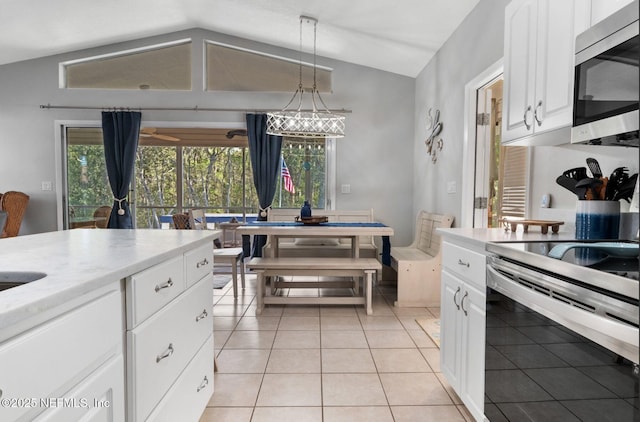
(39, 104, 352, 113)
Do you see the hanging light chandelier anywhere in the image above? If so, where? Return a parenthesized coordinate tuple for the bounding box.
(266, 16, 345, 138)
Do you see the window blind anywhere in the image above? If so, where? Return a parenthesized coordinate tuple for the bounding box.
(498, 146, 527, 220)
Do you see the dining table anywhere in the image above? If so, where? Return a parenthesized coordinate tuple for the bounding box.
(237, 221, 394, 260)
(237, 220, 394, 313)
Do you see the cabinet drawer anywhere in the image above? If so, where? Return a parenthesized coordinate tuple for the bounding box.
(127, 255, 185, 328)
(127, 275, 213, 422)
(185, 242, 213, 288)
(146, 336, 214, 422)
(442, 242, 486, 287)
(34, 354, 125, 422)
(0, 290, 122, 422)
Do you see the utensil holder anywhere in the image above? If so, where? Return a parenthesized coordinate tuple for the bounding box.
(575, 200, 620, 240)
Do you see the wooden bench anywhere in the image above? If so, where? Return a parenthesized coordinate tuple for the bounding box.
(247, 257, 382, 315)
(391, 211, 454, 307)
(262, 209, 378, 258)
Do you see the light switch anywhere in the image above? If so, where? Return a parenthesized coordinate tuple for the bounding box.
(341, 184, 351, 194)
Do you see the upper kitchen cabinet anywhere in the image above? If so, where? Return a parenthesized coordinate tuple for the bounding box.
(591, 0, 634, 26)
(502, 0, 590, 144)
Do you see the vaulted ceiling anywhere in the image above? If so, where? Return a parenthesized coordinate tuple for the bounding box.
(0, 0, 479, 77)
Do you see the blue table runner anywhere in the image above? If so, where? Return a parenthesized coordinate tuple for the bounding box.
(241, 221, 391, 265)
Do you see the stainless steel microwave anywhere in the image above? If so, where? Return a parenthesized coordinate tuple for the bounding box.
(572, 0, 639, 147)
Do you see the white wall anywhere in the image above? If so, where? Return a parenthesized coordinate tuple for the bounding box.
(0, 28, 417, 244)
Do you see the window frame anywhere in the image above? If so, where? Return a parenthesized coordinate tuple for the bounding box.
(56, 121, 337, 230)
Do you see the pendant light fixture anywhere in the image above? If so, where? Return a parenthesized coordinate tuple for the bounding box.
(266, 16, 345, 138)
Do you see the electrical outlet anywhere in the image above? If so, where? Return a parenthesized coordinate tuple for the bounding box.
(341, 184, 351, 194)
(41, 181, 52, 191)
(446, 181, 456, 194)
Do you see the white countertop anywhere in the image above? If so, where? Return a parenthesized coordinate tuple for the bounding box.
(0, 229, 220, 334)
(438, 227, 578, 249)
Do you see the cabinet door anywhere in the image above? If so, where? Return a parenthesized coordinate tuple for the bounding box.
(460, 283, 486, 422)
(503, 0, 538, 142)
(534, 0, 590, 133)
(440, 270, 462, 391)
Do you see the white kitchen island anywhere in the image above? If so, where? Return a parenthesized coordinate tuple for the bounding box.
(0, 229, 220, 422)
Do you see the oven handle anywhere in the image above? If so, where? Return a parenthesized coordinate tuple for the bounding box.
(487, 264, 639, 363)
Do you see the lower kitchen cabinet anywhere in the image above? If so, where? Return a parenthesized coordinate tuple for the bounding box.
(126, 242, 214, 421)
(0, 286, 125, 422)
(440, 241, 486, 422)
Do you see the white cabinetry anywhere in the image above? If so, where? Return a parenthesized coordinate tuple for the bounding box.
(440, 241, 486, 422)
(126, 243, 214, 421)
(590, 0, 634, 25)
(0, 286, 125, 422)
(502, 0, 590, 144)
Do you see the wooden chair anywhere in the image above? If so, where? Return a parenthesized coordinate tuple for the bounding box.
(0, 191, 29, 237)
(171, 213, 191, 229)
(93, 206, 112, 228)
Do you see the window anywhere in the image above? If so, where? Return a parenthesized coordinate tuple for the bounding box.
(64, 127, 333, 229)
(61, 40, 191, 90)
(275, 138, 327, 209)
(206, 41, 332, 92)
(498, 146, 528, 220)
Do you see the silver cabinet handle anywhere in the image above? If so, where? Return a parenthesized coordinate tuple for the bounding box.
(197, 376, 209, 393)
(0, 388, 3, 399)
(196, 258, 209, 268)
(457, 259, 470, 268)
(453, 286, 461, 310)
(534, 100, 543, 126)
(461, 291, 469, 316)
(195, 309, 208, 322)
(156, 343, 174, 363)
(523, 105, 532, 130)
(155, 278, 174, 293)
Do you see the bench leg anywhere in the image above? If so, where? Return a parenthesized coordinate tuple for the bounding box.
(365, 270, 375, 315)
(255, 270, 265, 315)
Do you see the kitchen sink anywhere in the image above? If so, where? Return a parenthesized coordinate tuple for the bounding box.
(0, 271, 47, 292)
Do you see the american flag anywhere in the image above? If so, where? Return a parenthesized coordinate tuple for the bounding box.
(281, 157, 295, 194)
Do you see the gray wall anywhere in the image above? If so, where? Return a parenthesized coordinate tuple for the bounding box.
(0, 28, 416, 244)
(413, 0, 511, 224)
(413, 0, 637, 231)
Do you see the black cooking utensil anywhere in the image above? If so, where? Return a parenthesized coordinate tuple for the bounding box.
(586, 158, 603, 179)
(613, 173, 638, 202)
(606, 167, 629, 200)
(563, 167, 588, 181)
(556, 175, 586, 199)
(576, 177, 603, 200)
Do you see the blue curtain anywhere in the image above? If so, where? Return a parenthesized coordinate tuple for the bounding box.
(246, 113, 282, 257)
(102, 111, 141, 229)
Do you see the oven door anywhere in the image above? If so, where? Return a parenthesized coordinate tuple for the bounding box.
(484, 258, 639, 422)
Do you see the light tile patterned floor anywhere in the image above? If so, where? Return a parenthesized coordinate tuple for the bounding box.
(200, 274, 474, 422)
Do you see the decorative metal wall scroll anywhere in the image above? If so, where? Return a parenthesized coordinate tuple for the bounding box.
(425, 108, 443, 163)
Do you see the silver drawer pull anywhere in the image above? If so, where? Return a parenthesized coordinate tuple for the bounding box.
(196, 258, 209, 268)
(457, 259, 470, 268)
(453, 286, 461, 310)
(197, 376, 209, 392)
(195, 309, 208, 322)
(156, 343, 174, 363)
(154, 278, 174, 292)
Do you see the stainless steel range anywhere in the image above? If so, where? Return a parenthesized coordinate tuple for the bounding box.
(484, 240, 639, 422)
